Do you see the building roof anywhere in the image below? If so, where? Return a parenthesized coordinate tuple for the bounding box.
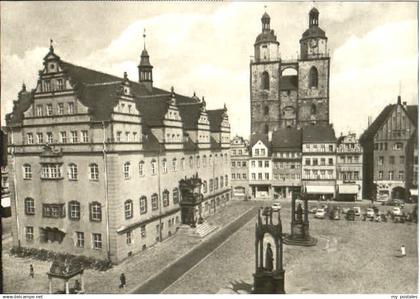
(302, 125, 336, 143)
(406, 105, 418, 127)
(255, 30, 279, 45)
(301, 26, 326, 41)
(207, 109, 225, 132)
(271, 128, 301, 149)
(359, 104, 394, 143)
(178, 103, 203, 129)
(279, 75, 298, 90)
(5, 89, 34, 125)
(250, 133, 270, 149)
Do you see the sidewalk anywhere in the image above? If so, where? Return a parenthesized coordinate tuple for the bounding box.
(2, 201, 256, 294)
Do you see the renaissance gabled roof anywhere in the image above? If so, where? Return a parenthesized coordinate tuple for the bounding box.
(5, 89, 34, 125)
(207, 109, 225, 132)
(178, 103, 203, 130)
(302, 124, 336, 143)
(250, 133, 270, 149)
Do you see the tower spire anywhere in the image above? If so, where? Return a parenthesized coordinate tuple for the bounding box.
(138, 29, 153, 90)
(49, 38, 54, 52)
(143, 28, 146, 50)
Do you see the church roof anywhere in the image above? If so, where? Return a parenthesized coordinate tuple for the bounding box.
(279, 75, 298, 90)
(302, 124, 336, 143)
(255, 30, 279, 45)
(301, 26, 326, 41)
(272, 128, 302, 150)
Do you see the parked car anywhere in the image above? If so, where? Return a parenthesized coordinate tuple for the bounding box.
(342, 207, 350, 214)
(271, 202, 282, 212)
(384, 198, 405, 207)
(353, 207, 361, 216)
(366, 208, 375, 218)
(346, 209, 355, 221)
(309, 207, 318, 214)
(392, 207, 402, 216)
(329, 207, 341, 220)
(315, 209, 326, 219)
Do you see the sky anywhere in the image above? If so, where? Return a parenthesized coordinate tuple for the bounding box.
(1, 1, 418, 139)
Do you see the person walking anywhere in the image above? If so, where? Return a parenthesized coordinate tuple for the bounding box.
(119, 273, 126, 289)
(29, 264, 34, 278)
(401, 245, 406, 257)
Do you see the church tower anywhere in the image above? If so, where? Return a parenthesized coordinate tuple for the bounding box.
(138, 30, 153, 91)
(250, 11, 281, 136)
(297, 7, 330, 127)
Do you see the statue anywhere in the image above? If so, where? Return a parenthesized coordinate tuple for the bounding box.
(265, 243, 273, 271)
(296, 203, 303, 224)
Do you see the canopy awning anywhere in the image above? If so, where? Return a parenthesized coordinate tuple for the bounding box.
(338, 184, 359, 194)
(410, 189, 418, 196)
(305, 185, 335, 194)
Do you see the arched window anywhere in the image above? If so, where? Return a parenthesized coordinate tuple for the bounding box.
(225, 174, 228, 187)
(220, 176, 224, 189)
(151, 193, 158, 210)
(162, 159, 167, 174)
(173, 188, 179, 204)
(23, 164, 32, 179)
(189, 156, 193, 168)
(162, 190, 170, 207)
(309, 67, 318, 88)
(139, 196, 147, 214)
(264, 106, 269, 116)
(196, 155, 200, 168)
(124, 200, 133, 219)
(89, 163, 99, 180)
(25, 198, 35, 215)
(68, 201, 80, 220)
(262, 71, 270, 90)
(124, 162, 131, 179)
(89, 201, 102, 222)
(264, 124, 269, 134)
(172, 158, 177, 171)
(180, 157, 185, 170)
(311, 103, 317, 115)
(203, 180, 208, 193)
(68, 163, 78, 180)
(151, 160, 157, 175)
(139, 161, 145, 176)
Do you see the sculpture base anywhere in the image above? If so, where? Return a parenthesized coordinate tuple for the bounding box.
(253, 269, 285, 294)
(283, 234, 317, 246)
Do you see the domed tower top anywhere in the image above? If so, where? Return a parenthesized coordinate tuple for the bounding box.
(138, 29, 153, 91)
(300, 7, 328, 59)
(309, 7, 319, 27)
(253, 9, 279, 62)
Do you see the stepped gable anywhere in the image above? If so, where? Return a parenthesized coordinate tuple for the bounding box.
(271, 128, 302, 150)
(302, 124, 336, 143)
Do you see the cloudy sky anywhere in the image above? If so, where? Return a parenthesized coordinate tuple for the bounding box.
(1, 1, 417, 138)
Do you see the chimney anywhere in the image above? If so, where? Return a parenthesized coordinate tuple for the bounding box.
(397, 95, 401, 104)
(268, 131, 273, 142)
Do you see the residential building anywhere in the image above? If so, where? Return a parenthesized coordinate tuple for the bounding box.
(230, 136, 250, 200)
(360, 96, 418, 201)
(250, 7, 330, 136)
(301, 125, 337, 200)
(336, 133, 363, 201)
(271, 128, 302, 200)
(5, 41, 231, 264)
(249, 134, 272, 199)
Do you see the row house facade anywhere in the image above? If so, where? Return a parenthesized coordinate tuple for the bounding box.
(5, 43, 231, 264)
(336, 133, 363, 200)
(230, 136, 250, 199)
(248, 134, 272, 199)
(360, 96, 418, 201)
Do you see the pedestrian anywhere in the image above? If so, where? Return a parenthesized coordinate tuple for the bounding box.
(401, 245, 406, 257)
(119, 273, 126, 289)
(29, 264, 34, 278)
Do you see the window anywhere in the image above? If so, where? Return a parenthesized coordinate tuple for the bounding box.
(264, 161, 269, 168)
(69, 201, 80, 220)
(378, 156, 384, 165)
(172, 158, 177, 171)
(162, 159, 167, 174)
(378, 171, 383, 179)
(27, 133, 34, 144)
(258, 173, 262, 180)
(36, 105, 43, 116)
(25, 198, 35, 215)
(37, 133, 44, 144)
(258, 161, 263, 167)
(305, 158, 311, 165)
(126, 231, 132, 245)
(265, 173, 269, 180)
(139, 161, 145, 176)
(320, 158, 326, 166)
(313, 158, 318, 166)
(46, 104, 53, 116)
(46, 132, 53, 144)
(116, 132, 122, 142)
(232, 173, 236, 179)
(389, 156, 395, 165)
(25, 226, 34, 242)
(57, 79, 64, 90)
(140, 196, 147, 214)
(151, 160, 157, 175)
(384, 143, 388, 150)
(125, 132, 130, 142)
(251, 161, 256, 167)
(252, 173, 256, 180)
(310, 104, 317, 115)
(255, 149, 260, 156)
(173, 188, 179, 204)
(71, 131, 78, 143)
(309, 66, 318, 88)
(75, 232, 84, 248)
(242, 173, 247, 179)
(328, 158, 333, 166)
(68, 103, 74, 114)
(264, 106, 269, 115)
(232, 161, 236, 168)
(90, 163, 99, 180)
(92, 233, 102, 249)
(189, 156, 193, 168)
(81, 131, 89, 143)
(225, 175, 228, 186)
(125, 200, 133, 219)
(398, 171, 404, 180)
(180, 158, 185, 170)
(400, 156, 405, 164)
(394, 143, 403, 150)
(162, 190, 169, 207)
(124, 162, 131, 179)
(151, 194, 158, 210)
(90, 202, 102, 222)
(353, 172, 359, 180)
(141, 225, 146, 238)
(196, 156, 200, 168)
(23, 164, 32, 179)
(68, 163, 78, 180)
(203, 181, 208, 193)
(209, 179, 214, 192)
(388, 171, 394, 180)
(41, 164, 62, 179)
(43, 203, 65, 218)
(262, 71, 270, 90)
(220, 176, 224, 189)
(60, 132, 67, 143)
(215, 178, 219, 190)
(242, 161, 247, 167)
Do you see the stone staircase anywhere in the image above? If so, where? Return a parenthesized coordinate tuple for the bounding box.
(177, 222, 218, 238)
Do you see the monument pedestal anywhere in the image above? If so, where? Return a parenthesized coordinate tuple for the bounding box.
(283, 222, 317, 246)
(253, 269, 285, 294)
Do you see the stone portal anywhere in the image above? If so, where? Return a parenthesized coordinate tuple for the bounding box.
(253, 207, 285, 294)
(283, 194, 317, 246)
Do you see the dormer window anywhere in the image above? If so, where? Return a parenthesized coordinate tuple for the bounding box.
(68, 103, 74, 114)
(46, 104, 53, 116)
(128, 105, 132, 113)
(44, 80, 51, 92)
(36, 105, 43, 117)
(58, 103, 64, 115)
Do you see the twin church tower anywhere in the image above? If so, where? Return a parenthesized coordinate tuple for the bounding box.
(250, 7, 330, 135)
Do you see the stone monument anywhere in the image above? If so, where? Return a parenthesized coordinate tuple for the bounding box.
(283, 194, 317, 246)
(179, 173, 203, 227)
(253, 207, 285, 294)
